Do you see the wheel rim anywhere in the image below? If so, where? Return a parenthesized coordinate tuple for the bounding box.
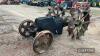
(33, 32, 53, 54)
(19, 20, 37, 37)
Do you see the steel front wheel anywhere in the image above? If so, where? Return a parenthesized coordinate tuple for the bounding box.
(33, 30, 53, 54)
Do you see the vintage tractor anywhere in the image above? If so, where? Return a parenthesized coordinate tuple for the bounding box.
(19, 17, 67, 54)
(18, 1, 91, 54)
(18, 6, 68, 53)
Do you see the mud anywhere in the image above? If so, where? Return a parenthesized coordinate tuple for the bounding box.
(0, 5, 100, 56)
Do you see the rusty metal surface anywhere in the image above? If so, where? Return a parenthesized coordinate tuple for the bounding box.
(33, 30, 53, 54)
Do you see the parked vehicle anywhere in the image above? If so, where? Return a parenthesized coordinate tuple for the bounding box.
(0, 0, 20, 5)
(0, 0, 8, 4)
(89, 0, 96, 7)
(20, 0, 31, 4)
(32, 0, 49, 6)
(20, 0, 50, 6)
(88, 0, 100, 7)
(96, 0, 100, 7)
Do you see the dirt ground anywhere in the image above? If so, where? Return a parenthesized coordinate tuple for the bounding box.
(0, 5, 100, 56)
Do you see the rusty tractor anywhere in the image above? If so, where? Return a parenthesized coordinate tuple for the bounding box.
(18, 1, 91, 54)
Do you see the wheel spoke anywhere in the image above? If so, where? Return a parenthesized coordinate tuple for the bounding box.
(41, 34, 50, 49)
(46, 34, 50, 39)
(21, 23, 27, 29)
(23, 29, 30, 36)
(21, 28, 24, 33)
(30, 22, 33, 26)
(23, 22, 27, 26)
(27, 21, 31, 26)
(25, 31, 30, 36)
(34, 41, 40, 47)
